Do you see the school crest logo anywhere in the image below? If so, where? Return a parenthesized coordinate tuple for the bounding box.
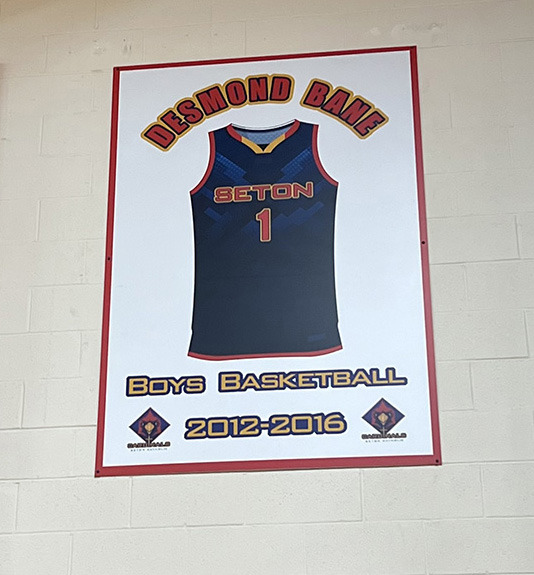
(128, 408, 170, 449)
(361, 398, 406, 440)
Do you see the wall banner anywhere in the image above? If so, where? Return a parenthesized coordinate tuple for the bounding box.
(96, 47, 441, 477)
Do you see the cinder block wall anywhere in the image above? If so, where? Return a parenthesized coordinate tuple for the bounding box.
(1, 1, 533, 573)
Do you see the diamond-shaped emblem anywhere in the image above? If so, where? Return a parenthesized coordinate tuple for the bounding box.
(362, 398, 404, 436)
(129, 408, 170, 444)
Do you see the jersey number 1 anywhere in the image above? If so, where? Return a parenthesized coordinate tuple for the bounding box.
(255, 208, 271, 242)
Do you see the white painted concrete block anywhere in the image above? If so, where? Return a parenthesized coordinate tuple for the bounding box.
(0, 332, 81, 379)
(305, 521, 426, 575)
(185, 525, 307, 575)
(212, 0, 355, 23)
(45, 31, 144, 74)
(433, 310, 528, 361)
(424, 169, 534, 220)
(72, 525, 306, 575)
(23, 377, 98, 427)
(0, 483, 18, 533)
(362, 464, 483, 520)
(38, 196, 106, 241)
(47, 332, 83, 377)
(1, 428, 88, 479)
(0, 36, 46, 78)
(435, 361, 473, 412)
(79, 331, 101, 377)
(0, 288, 29, 334)
(501, 40, 534, 84)
(466, 261, 534, 309)
(482, 462, 534, 517)
(131, 473, 245, 527)
(471, 359, 534, 411)
(418, 44, 502, 93)
(245, 16, 352, 55)
(0, 533, 71, 575)
(0, 97, 47, 158)
(393, 0, 475, 6)
(423, 126, 511, 174)
(0, 380, 24, 429)
(424, 174, 459, 218)
(0, 155, 92, 199)
(419, 86, 452, 131)
(41, 111, 110, 157)
(425, 518, 534, 574)
(0, 241, 86, 287)
(35, 241, 87, 285)
(446, 0, 534, 45)
(504, 76, 534, 127)
(91, 71, 113, 113)
(340, 5, 449, 49)
(0, 200, 38, 242)
(71, 528, 189, 574)
(96, 0, 211, 30)
(518, 212, 534, 258)
(72, 427, 98, 478)
(0, 0, 96, 36)
(527, 310, 534, 353)
(4, 75, 94, 117)
(83, 240, 105, 285)
(243, 469, 361, 524)
(30, 285, 103, 332)
(304, 523, 368, 575)
(428, 215, 518, 264)
(440, 409, 534, 463)
(455, 169, 534, 216)
(143, 22, 246, 63)
(509, 122, 534, 169)
(430, 264, 467, 312)
(450, 83, 507, 129)
(17, 478, 130, 532)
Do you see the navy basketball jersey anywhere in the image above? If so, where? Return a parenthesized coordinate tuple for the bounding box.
(188, 119, 341, 360)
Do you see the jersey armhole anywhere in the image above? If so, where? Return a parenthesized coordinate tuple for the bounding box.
(190, 131, 216, 196)
(312, 124, 338, 187)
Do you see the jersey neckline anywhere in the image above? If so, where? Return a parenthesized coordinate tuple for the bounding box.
(226, 119, 301, 154)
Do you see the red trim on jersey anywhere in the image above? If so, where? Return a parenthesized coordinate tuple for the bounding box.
(226, 123, 243, 143)
(188, 344, 342, 361)
(190, 131, 216, 196)
(283, 118, 300, 140)
(311, 124, 338, 186)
